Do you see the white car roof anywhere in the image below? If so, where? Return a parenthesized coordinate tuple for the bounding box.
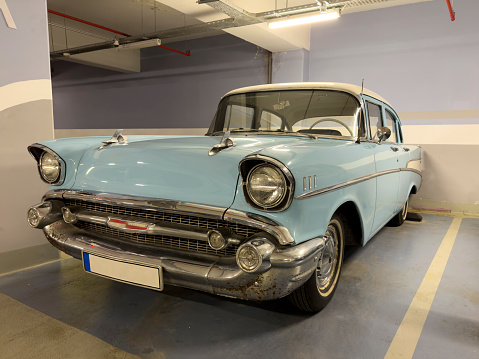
(224, 82, 391, 106)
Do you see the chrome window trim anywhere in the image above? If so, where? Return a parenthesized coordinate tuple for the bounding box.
(239, 154, 295, 213)
(295, 168, 422, 200)
(42, 190, 296, 245)
(28, 144, 66, 185)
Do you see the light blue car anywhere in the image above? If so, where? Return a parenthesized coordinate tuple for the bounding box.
(27, 83, 422, 312)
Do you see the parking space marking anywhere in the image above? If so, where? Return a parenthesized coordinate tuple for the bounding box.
(384, 217, 462, 359)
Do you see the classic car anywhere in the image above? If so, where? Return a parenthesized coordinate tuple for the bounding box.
(27, 83, 422, 312)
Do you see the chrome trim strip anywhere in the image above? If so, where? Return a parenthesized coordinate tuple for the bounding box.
(62, 190, 226, 219)
(224, 209, 295, 245)
(295, 168, 422, 200)
(28, 144, 66, 186)
(270, 236, 324, 266)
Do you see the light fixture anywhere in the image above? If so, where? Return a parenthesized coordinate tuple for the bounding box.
(116, 38, 161, 50)
(268, 9, 340, 29)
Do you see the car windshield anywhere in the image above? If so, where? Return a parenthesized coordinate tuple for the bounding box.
(208, 90, 364, 138)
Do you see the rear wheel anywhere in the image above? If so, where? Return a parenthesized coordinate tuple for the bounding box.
(289, 214, 345, 312)
(388, 196, 409, 227)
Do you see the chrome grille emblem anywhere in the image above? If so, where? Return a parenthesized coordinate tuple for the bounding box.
(108, 218, 151, 231)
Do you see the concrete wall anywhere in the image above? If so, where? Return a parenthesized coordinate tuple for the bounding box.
(0, 0, 58, 271)
(307, 0, 479, 213)
(52, 34, 268, 137)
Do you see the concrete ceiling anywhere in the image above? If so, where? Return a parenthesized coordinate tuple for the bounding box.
(47, 0, 433, 72)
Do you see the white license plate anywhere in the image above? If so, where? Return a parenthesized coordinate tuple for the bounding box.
(82, 252, 163, 291)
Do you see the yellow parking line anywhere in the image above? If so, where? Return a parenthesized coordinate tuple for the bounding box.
(384, 217, 462, 359)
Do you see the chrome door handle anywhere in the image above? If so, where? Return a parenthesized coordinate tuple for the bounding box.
(403, 147, 410, 152)
(390, 146, 399, 152)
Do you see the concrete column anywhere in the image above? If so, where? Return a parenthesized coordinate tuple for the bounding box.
(272, 48, 310, 83)
(0, 0, 57, 270)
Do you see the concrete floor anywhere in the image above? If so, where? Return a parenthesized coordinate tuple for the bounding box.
(0, 213, 477, 359)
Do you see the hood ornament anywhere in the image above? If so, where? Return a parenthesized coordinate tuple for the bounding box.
(208, 131, 236, 156)
(98, 129, 128, 150)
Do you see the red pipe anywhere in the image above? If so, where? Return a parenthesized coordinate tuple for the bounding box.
(158, 45, 191, 56)
(47, 10, 130, 37)
(445, 0, 455, 21)
(47, 9, 191, 56)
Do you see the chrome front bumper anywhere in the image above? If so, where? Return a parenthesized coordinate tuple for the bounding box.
(42, 220, 324, 301)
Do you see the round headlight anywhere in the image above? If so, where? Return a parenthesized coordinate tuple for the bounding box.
(40, 152, 60, 183)
(246, 164, 286, 208)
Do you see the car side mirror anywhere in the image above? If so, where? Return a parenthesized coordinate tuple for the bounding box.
(377, 127, 391, 143)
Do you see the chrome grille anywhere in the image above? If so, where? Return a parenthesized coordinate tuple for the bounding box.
(76, 221, 238, 256)
(65, 199, 260, 256)
(66, 199, 259, 237)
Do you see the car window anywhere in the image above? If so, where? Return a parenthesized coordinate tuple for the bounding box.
(385, 110, 398, 143)
(367, 102, 383, 141)
(225, 104, 254, 130)
(211, 90, 361, 138)
(259, 110, 283, 131)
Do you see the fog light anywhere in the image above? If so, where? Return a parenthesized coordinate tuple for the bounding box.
(207, 230, 227, 250)
(236, 244, 262, 273)
(62, 207, 77, 224)
(27, 208, 41, 227)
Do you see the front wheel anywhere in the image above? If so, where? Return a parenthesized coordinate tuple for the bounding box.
(289, 214, 345, 312)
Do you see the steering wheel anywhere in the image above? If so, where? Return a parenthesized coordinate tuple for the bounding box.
(308, 118, 353, 136)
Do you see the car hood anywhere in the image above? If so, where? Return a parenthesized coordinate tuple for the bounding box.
(71, 135, 310, 208)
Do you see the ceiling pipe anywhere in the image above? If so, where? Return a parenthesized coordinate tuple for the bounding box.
(49, 0, 398, 59)
(445, 0, 455, 21)
(47, 10, 130, 37)
(48, 9, 190, 57)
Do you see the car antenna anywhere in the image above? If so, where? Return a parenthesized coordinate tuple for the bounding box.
(356, 79, 365, 144)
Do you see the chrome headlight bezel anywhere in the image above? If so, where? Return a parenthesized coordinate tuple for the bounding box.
(239, 155, 295, 212)
(28, 144, 65, 185)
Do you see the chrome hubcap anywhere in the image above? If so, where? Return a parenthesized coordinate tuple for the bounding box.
(317, 225, 338, 289)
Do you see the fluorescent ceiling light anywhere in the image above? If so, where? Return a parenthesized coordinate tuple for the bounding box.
(268, 9, 340, 29)
(117, 38, 161, 50)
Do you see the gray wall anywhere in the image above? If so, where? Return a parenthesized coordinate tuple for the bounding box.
(0, 0, 57, 267)
(52, 34, 268, 132)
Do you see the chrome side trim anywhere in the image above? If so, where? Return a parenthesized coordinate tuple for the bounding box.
(295, 168, 422, 200)
(27, 144, 66, 186)
(224, 209, 295, 245)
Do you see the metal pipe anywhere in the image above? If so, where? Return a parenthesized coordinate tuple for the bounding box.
(47, 9, 191, 57)
(445, 0, 455, 21)
(47, 9, 130, 37)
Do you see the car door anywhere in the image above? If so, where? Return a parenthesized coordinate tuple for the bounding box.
(365, 99, 401, 234)
(384, 107, 411, 213)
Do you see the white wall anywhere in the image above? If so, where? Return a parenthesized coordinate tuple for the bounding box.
(0, 0, 55, 253)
